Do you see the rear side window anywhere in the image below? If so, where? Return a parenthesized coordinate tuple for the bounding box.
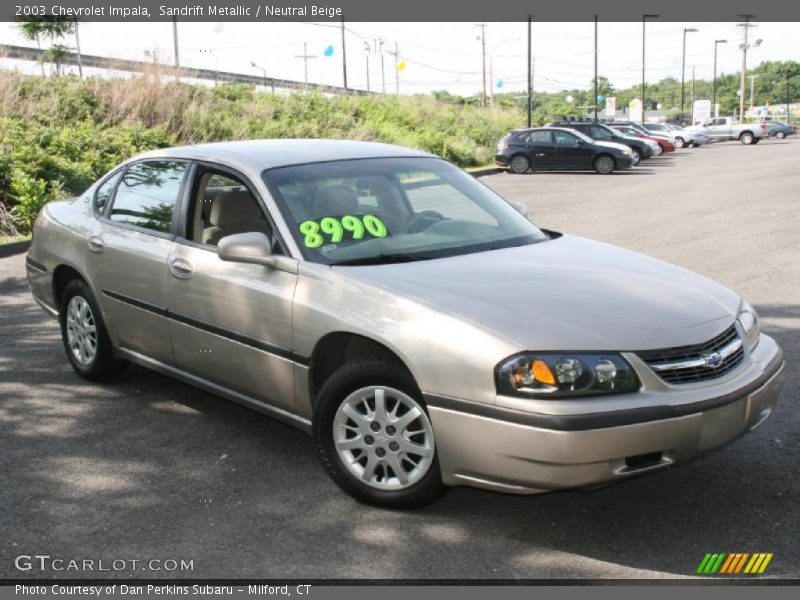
(530, 131, 552, 143)
(94, 171, 122, 213)
(109, 161, 187, 234)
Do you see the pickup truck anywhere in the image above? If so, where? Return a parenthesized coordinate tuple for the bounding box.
(699, 117, 768, 144)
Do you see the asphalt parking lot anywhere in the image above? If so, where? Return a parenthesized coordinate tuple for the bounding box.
(1, 138, 798, 580)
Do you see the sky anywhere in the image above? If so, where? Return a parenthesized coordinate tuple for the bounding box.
(0, 20, 798, 96)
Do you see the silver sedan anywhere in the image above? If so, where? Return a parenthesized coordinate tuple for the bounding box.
(26, 140, 784, 508)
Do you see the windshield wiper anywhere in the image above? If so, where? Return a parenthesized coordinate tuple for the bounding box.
(332, 253, 434, 266)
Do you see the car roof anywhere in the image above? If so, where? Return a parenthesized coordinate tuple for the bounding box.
(132, 139, 433, 171)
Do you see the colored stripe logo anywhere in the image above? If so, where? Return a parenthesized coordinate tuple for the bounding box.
(697, 553, 773, 574)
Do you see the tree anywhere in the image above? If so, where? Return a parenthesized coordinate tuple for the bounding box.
(17, 17, 76, 76)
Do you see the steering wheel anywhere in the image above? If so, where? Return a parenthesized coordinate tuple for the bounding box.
(407, 210, 446, 233)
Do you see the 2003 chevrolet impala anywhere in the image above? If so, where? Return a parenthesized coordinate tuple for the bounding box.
(26, 140, 784, 508)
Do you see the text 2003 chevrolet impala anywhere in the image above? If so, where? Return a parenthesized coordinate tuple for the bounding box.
(27, 140, 784, 508)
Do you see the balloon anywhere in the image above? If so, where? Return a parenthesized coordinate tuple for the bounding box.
(496, 80, 504, 89)
(596, 94, 605, 102)
(324, 45, 334, 57)
(566, 95, 574, 103)
(397, 61, 406, 72)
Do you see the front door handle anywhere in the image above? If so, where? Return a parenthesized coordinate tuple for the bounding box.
(170, 258, 194, 279)
(88, 236, 104, 253)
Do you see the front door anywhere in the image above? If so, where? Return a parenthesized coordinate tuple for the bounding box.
(84, 159, 189, 364)
(165, 166, 299, 412)
(552, 129, 596, 170)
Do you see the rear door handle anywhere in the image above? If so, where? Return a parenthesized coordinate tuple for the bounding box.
(170, 258, 194, 279)
(88, 236, 104, 253)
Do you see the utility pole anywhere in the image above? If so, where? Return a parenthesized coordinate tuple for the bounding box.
(738, 16, 756, 124)
(527, 15, 532, 127)
(594, 15, 598, 122)
(476, 23, 487, 107)
(389, 41, 400, 95)
(690, 65, 695, 122)
(364, 41, 371, 92)
(172, 17, 180, 82)
(642, 15, 659, 124)
(340, 15, 348, 91)
(749, 74, 759, 110)
(713, 39, 727, 118)
(376, 39, 386, 93)
(681, 28, 698, 124)
(293, 43, 316, 87)
(74, 20, 83, 79)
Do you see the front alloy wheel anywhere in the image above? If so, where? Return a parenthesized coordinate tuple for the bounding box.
(594, 155, 615, 174)
(313, 358, 444, 508)
(333, 386, 435, 490)
(629, 149, 641, 165)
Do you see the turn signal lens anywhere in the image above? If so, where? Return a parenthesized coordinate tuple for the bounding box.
(496, 352, 640, 399)
(532, 360, 555, 385)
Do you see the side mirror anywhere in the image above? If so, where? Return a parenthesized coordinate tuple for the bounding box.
(508, 200, 528, 218)
(218, 232, 277, 267)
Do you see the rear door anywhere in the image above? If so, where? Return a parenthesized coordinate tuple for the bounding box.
(84, 159, 189, 364)
(526, 130, 558, 169)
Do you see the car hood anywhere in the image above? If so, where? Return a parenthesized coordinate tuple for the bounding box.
(594, 141, 630, 153)
(337, 235, 740, 351)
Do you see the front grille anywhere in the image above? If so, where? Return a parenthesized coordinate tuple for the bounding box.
(636, 324, 745, 384)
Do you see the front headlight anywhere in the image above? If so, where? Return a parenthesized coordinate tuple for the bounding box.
(496, 352, 640, 398)
(738, 299, 760, 349)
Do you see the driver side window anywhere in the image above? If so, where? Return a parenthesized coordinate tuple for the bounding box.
(187, 168, 276, 250)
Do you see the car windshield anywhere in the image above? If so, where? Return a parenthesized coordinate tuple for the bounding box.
(262, 157, 548, 266)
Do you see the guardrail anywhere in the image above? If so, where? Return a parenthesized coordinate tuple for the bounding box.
(0, 43, 370, 96)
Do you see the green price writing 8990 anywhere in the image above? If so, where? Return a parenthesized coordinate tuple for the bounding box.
(299, 215, 388, 248)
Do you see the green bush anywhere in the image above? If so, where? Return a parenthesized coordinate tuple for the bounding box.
(0, 72, 525, 232)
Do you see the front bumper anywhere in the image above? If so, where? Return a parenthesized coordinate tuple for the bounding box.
(425, 335, 784, 494)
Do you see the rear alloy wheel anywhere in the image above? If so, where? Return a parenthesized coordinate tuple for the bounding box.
(594, 154, 615, 175)
(59, 279, 128, 381)
(740, 132, 754, 145)
(509, 154, 530, 174)
(775, 131, 786, 139)
(674, 137, 686, 148)
(313, 359, 444, 509)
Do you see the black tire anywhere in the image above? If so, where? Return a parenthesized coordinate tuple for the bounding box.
(674, 137, 685, 148)
(508, 154, 530, 174)
(593, 154, 616, 175)
(740, 131, 754, 145)
(775, 131, 786, 139)
(59, 278, 128, 381)
(312, 358, 445, 509)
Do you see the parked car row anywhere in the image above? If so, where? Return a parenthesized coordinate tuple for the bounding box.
(495, 115, 790, 175)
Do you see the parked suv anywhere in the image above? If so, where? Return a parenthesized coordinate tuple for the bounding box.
(496, 127, 635, 174)
(549, 121, 653, 164)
